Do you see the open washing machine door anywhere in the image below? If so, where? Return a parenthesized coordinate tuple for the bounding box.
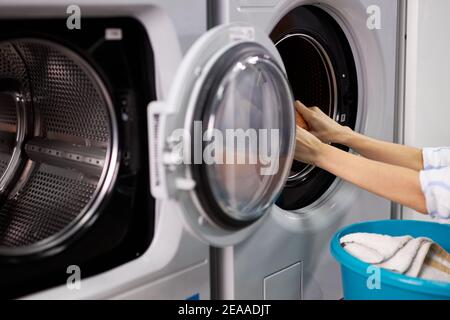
(149, 23, 296, 247)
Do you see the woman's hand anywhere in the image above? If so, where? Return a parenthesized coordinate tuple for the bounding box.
(293, 101, 427, 214)
(295, 101, 351, 144)
(295, 100, 424, 171)
(294, 126, 325, 165)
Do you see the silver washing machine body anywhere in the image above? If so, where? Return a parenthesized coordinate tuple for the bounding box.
(208, 0, 402, 300)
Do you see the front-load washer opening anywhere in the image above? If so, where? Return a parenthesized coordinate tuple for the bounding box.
(271, 5, 358, 211)
(276, 34, 337, 183)
(0, 17, 155, 298)
(0, 39, 116, 253)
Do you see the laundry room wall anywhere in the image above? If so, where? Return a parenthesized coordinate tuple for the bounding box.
(403, 0, 450, 221)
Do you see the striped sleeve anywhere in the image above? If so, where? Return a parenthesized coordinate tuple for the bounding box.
(423, 147, 450, 170)
(420, 166, 450, 220)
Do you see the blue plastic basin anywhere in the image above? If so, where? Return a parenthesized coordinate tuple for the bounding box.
(330, 220, 450, 300)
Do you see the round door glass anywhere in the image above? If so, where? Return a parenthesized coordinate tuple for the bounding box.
(200, 48, 295, 224)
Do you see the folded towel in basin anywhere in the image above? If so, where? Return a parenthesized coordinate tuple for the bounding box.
(341, 232, 450, 282)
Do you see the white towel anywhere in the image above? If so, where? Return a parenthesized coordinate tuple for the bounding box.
(341, 232, 450, 283)
(406, 240, 432, 277)
(420, 245, 450, 282)
(340, 233, 412, 264)
(379, 237, 430, 274)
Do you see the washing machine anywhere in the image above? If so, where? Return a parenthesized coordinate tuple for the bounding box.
(208, 0, 404, 299)
(0, 0, 303, 300)
(0, 0, 211, 299)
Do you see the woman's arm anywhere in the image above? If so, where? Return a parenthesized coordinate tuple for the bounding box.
(295, 127, 428, 214)
(295, 101, 424, 171)
(337, 129, 424, 171)
(316, 144, 427, 214)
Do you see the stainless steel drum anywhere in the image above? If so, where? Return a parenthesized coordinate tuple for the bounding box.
(275, 33, 337, 183)
(0, 39, 117, 256)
